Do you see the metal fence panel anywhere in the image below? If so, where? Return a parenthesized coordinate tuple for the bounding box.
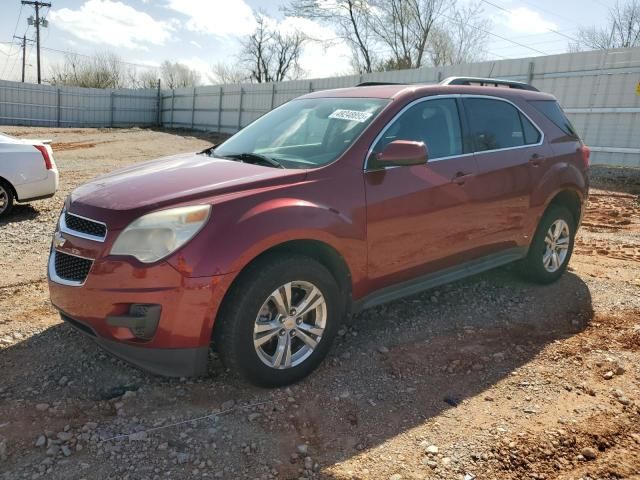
(2, 47, 640, 166)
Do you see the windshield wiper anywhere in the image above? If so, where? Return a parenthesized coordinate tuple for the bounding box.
(218, 152, 284, 169)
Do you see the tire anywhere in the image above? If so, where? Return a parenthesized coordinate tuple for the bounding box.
(214, 254, 342, 387)
(0, 180, 14, 219)
(519, 205, 575, 284)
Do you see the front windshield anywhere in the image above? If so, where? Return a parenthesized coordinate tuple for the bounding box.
(213, 97, 389, 169)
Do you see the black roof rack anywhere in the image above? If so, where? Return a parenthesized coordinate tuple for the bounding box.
(440, 76, 539, 92)
(355, 81, 403, 87)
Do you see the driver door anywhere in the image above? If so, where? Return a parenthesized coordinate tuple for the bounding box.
(364, 97, 482, 288)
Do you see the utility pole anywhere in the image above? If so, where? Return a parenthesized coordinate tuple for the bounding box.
(22, 1, 51, 84)
(13, 35, 26, 82)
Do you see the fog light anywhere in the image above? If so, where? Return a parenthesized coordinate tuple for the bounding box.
(106, 304, 161, 340)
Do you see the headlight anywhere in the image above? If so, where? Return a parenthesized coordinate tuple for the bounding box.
(111, 205, 211, 263)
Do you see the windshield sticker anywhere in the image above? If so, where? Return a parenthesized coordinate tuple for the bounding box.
(328, 109, 373, 123)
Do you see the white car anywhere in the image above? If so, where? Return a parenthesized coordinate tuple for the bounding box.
(0, 132, 59, 218)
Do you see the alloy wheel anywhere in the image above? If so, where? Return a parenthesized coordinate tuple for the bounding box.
(542, 219, 570, 273)
(253, 281, 327, 370)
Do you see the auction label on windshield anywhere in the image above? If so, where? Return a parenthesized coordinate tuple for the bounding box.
(329, 109, 373, 123)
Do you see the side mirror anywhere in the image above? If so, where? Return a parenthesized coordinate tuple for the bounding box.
(376, 140, 429, 166)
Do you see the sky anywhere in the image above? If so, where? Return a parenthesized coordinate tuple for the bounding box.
(0, 0, 619, 85)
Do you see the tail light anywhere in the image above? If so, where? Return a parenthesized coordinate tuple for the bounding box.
(34, 144, 53, 170)
(578, 145, 590, 169)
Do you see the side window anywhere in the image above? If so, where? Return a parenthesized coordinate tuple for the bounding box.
(464, 98, 529, 152)
(372, 98, 463, 161)
(520, 112, 541, 145)
(529, 100, 577, 137)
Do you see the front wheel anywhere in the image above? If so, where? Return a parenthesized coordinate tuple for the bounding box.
(214, 255, 342, 387)
(519, 205, 575, 284)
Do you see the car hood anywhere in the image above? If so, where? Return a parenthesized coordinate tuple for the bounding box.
(69, 152, 307, 223)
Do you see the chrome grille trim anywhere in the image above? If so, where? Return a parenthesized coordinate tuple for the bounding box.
(59, 209, 107, 242)
(48, 249, 94, 287)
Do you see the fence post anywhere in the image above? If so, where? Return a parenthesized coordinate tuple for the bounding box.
(237, 87, 243, 132)
(56, 88, 61, 127)
(109, 91, 114, 128)
(170, 89, 175, 129)
(527, 61, 535, 85)
(270, 83, 276, 109)
(191, 87, 197, 130)
(156, 79, 161, 127)
(217, 86, 223, 135)
(309, 81, 313, 92)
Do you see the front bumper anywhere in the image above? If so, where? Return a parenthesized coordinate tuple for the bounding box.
(48, 253, 231, 377)
(59, 312, 209, 377)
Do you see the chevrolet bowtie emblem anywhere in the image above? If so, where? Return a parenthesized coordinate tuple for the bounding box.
(53, 232, 66, 249)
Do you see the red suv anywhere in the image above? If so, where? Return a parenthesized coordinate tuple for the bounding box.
(48, 77, 589, 386)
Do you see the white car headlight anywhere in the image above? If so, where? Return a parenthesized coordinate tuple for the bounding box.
(111, 205, 211, 263)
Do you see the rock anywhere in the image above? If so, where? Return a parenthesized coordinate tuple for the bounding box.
(57, 432, 72, 442)
(296, 444, 309, 455)
(35, 435, 46, 448)
(425, 445, 439, 454)
(603, 371, 614, 380)
(129, 431, 147, 441)
(581, 447, 597, 460)
(377, 346, 389, 354)
(492, 352, 505, 362)
(247, 413, 262, 422)
(0, 436, 6, 461)
(176, 452, 189, 464)
(35, 403, 49, 412)
(61, 445, 71, 457)
(615, 365, 626, 376)
(221, 400, 235, 411)
(389, 475, 403, 480)
(58, 376, 69, 386)
(304, 456, 313, 470)
(441, 457, 452, 466)
(45, 445, 59, 457)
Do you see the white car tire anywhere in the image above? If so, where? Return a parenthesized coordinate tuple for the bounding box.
(0, 180, 14, 218)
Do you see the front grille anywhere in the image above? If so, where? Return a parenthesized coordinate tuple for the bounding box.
(54, 251, 93, 283)
(64, 211, 107, 240)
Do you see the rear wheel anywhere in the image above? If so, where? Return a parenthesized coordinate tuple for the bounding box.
(214, 255, 342, 387)
(519, 205, 575, 284)
(0, 181, 14, 218)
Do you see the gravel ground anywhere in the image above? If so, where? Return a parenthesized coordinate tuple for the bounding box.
(0, 127, 639, 480)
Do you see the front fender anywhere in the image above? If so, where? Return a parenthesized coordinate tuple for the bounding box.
(167, 195, 366, 281)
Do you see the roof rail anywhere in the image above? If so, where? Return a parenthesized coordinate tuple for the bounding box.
(355, 81, 403, 87)
(440, 76, 539, 92)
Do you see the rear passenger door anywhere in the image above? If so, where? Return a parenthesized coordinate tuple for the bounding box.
(462, 96, 547, 252)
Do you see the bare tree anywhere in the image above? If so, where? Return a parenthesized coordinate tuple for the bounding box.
(133, 69, 160, 89)
(428, 3, 489, 66)
(160, 61, 201, 89)
(370, 0, 446, 70)
(240, 14, 306, 83)
(50, 52, 127, 88)
(285, 0, 376, 73)
(571, 0, 640, 50)
(210, 62, 247, 84)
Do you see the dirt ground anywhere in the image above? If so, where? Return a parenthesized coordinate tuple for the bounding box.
(0, 127, 639, 480)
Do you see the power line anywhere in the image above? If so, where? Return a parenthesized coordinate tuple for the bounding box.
(1, 4, 24, 79)
(477, 0, 583, 46)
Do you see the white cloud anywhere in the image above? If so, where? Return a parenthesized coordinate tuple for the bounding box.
(49, 0, 175, 50)
(503, 7, 558, 34)
(190, 40, 203, 49)
(166, 0, 255, 36)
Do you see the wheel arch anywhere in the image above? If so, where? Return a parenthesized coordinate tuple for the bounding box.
(210, 239, 353, 341)
(546, 188, 583, 227)
(0, 176, 18, 202)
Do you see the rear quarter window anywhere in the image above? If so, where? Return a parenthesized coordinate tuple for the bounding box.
(529, 100, 577, 137)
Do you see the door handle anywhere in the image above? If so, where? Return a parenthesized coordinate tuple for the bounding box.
(529, 153, 544, 167)
(452, 171, 473, 185)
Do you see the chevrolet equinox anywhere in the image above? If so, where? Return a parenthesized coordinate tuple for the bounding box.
(48, 77, 589, 386)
